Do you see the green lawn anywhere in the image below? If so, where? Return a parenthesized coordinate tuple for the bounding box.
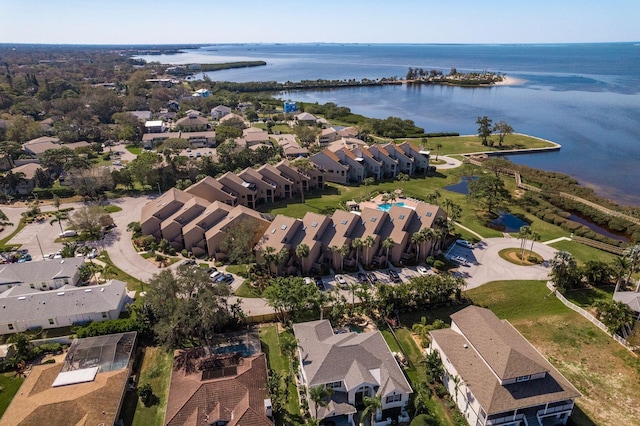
(403, 133, 556, 156)
(564, 286, 615, 308)
(98, 251, 146, 293)
(129, 346, 173, 426)
(465, 280, 639, 425)
(550, 240, 619, 265)
(380, 328, 453, 426)
(0, 373, 24, 417)
(103, 205, 123, 213)
(126, 146, 143, 156)
(260, 325, 302, 425)
(235, 280, 261, 298)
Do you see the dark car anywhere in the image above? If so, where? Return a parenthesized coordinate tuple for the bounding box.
(206, 267, 217, 274)
(315, 277, 325, 291)
(367, 272, 378, 284)
(181, 259, 196, 266)
(388, 269, 401, 283)
(223, 273, 234, 283)
(357, 272, 367, 283)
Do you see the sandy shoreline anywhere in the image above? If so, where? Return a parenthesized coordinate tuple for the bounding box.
(495, 75, 527, 86)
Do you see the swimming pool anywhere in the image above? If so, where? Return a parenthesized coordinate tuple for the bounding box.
(377, 202, 406, 212)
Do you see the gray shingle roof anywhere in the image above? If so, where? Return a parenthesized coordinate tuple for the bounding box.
(0, 279, 127, 324)
(0, 258, 84, 286)
(293, 320, 411, 395)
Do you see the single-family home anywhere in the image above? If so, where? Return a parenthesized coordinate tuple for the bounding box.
(429, 306, 581, 426)
(0, 279, 129, 334)
(1, 331, 136, 426)
(218, 113, 246, 125)
(145, 120, 165, 133)
(127, 110, 153, 121)
(0, 257, 84, 292)
(294, 320, 412, 425)
(175, 113, 210, 132)
(8, 163, 43, 195)
(22, 136, 60, 159)
(164, 333, 272, 426)
(310, 149, 349, 184)
(192, 88, 210, 97)
(211, 105, 232, 120)
(613, 289, 640, 320)
(294, 112, 318, 125)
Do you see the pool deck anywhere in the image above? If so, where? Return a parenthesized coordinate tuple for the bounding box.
(359, 194, 420, 212)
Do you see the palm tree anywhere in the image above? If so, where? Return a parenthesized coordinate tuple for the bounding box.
(550, 251, 577, 293)
(444, 198, 454, 217)
(49, 210, 68, 235)
(339, 243, 351, 271)
(412, 381, 433, 417)
(352, 237, 363, 268)
(309, 384, 334, 420)
(412, 316, 431, 347)
(396, 173, 409, 193)
(434, 142, 443, 161)
(517, 226, 531, 263)
(451, 374, 462, 405)
(613, 256, 631, 292)
(528, 231, 540, 259)
(263, 246, 276, 277)
(411, 230, 426, 263)
(295, 243, 310, 274)
(363, 177, 375, 200)
(361, 394, 382, 425)
(276, 247, 290, 276)
(290, 157, 314, 204)
(421, 228, 436, 258)
(623, 244, 640, 290)
(363, 235, 375, 267)
(382, 237, 395, 266)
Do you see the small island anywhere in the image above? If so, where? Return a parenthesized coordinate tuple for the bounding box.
(405, 67, 505, 86)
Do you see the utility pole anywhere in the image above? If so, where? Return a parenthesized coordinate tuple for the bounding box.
(35, 234, 45, 260)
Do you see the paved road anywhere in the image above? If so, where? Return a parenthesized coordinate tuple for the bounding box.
(433, 155, 463, 169)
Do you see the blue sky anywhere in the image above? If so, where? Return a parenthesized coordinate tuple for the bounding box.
(1, 0, 638, 44)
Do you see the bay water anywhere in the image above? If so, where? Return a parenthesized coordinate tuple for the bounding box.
(136, 43, 640, 205)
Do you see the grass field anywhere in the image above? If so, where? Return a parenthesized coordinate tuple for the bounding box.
(550, 240, 619, 265)
(465, 280, 640, 426)
(403, 133, 556, 156)
(0, 373, 24, 417)
(259, 325, 303, 425)
(130, 346, 173, 426)
(126, 146, 143, 156)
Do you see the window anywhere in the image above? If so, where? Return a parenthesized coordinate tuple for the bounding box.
(385, 394, 402, 403)
(326, 381, 342, 389)
(516, 375, 530, 382)
(64, 278, 69, 285)
(102, 312, 108, 319)
(48, 319, 55, 325)
(30, 283, 35, 289)
(7, 324, 13, 331)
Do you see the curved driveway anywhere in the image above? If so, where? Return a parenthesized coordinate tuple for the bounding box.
(455, 238, 557, 289)
(433, 155, 463, 169)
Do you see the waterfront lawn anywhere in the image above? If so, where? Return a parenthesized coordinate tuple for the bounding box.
(0, 373, 24, 417)
(550, 240, 619, 265)
(466, 280, 640, 426)
(260, 325, 302, 425)
(407, 133, 555, 156)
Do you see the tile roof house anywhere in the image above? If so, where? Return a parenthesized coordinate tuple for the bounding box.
(1, 332, 136, 426)
(165, 349, 272, 426)
(294, 320, 412, 425)
(0, 279, 129, 334)
(9, 162, 43, 195)
(429, 306, 581, 426)
(0, 257, 84, 292)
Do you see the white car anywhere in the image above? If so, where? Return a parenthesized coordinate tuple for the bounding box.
(335, 275, 347, 287)
(59, 230, 78, 238)
(417, 266, 429, 275)
(455, 239, 474, 249)
(453, 255, 467, 265)
(210, 271, 222, 280)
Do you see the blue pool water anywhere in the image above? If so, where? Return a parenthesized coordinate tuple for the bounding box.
(378, 202, 406, 212)
(213, 344, 252, 357)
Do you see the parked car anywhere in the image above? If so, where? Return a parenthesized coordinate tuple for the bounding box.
(388, 269, 401, 283)
(59, 230, 78, 238)
(417, 266, 429, 275)
(367, 272, 378, 284)
(452, 255, 468, 265)
(455, 239, 474, 249)
(357, 272, 367, 283)
(223, 273, 234, 283)
(335, 274, 347, 287)
(87, 249, 98, 259)
(210, 271, 222, 280)
(206, 267, 217, 274)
